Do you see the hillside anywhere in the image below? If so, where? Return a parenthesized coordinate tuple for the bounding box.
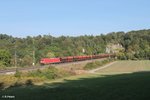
(0, 29, 150, 67)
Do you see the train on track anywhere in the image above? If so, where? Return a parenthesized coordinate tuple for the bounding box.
(40, 54, 115, 65)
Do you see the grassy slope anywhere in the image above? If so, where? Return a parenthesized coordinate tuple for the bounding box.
(96, 60, 150, 74)
(1, 60, 150, 100)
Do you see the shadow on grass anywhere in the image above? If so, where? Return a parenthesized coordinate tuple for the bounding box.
(1, 71, 150, 100)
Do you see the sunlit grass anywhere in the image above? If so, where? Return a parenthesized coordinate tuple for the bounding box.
(1, 71, 150, 100)
(1, 60, 150, 100)
(96, 60, 150, 74)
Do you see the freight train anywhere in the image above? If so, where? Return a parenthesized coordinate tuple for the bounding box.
(40, 54, 114, 65)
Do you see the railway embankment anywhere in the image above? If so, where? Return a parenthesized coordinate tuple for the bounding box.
(0, 58, 114, 89)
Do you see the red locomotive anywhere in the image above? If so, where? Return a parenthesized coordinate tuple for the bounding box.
(40, 54, 114, 65)
(40, 58, 61, 64)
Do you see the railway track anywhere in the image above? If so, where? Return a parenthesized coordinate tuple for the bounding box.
(0, 58, 107, 75)
(0, 65, 50, 75)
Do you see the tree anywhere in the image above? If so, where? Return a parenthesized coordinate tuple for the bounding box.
(117, 52, 127, 60)
(0, 49, 11, 66)
(46, 52, 55, 58)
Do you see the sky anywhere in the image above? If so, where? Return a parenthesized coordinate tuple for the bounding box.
(0, 0, 150, 37)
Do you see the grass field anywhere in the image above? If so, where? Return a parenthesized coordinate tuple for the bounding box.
(96, 60, 150, 74)
(0, 60, 150, 100)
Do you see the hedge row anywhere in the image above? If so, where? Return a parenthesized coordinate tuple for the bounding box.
(0, 66, 75, 89)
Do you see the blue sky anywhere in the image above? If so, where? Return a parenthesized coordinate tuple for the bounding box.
(0, 0, 150, 37)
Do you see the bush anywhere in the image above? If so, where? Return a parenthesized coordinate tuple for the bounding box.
(84, 59, 114, 70)
(0, 75, 18, 89)
(0, 61, 6, 69)
(0, 49, 11, 66)
(28, 66, 73, 80)
(14, 69, 22, 78)
(25, 79, 33, 85)
(117, 52, 127, 60)
(43, 67, 59, 79)
(94, 61, 102, 66)
(83, 62, 97, 70)
(0, 82, 4, 89)
(0, 66, 76, 89)
(12, 81, 23, 87)
(28, 69, 43, 77)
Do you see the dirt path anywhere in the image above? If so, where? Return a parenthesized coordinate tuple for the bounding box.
(89, 61, 117, 73)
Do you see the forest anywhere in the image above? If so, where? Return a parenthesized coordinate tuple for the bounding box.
(0, 29, 150, 67)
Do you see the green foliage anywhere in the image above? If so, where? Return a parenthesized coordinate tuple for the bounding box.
(126, 52, 134, 60)
(0, 49, 11, 67)
(28, 66, 73, 80)
(0, 29, 150, 67)
(0, 66, 74, 89)
(84, 62, 97, 70)
(19, 55, 33, 66)
(46, 52, 55, 58)
(14, 69, 22, 78)
(84, 59, 113, 70)
(25, 79, 33, 85)
(117, 52, 127, 60)
(0, 61, 5, 69)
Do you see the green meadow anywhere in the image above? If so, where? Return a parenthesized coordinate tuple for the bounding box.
(1, 60, 150, 100)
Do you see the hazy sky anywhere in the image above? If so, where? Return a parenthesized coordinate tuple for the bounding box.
(0, 0, 150, 37)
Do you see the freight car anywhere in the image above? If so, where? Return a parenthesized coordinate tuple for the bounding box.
(40, 54, 114, 65)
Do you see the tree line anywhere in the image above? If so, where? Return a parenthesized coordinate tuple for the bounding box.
(0, 29, 150, 67)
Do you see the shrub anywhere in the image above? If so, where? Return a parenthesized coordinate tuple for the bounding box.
(14, 69, 22, 78)
(117, 52, 127, 60)
(0, 82, 4, 89)
(25, 79, 33, 85)
(12, 81, 23, 87)
(94, 61, 102, 66)
(0, 61, 6, 69)
(101, 59, 109, 64)
(28, 66, 73, 80)
(84, 62, 97, 70)
(0, 49, 11, 66)
(0, 75, 18, 89)
(84, 59, 114, 70)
